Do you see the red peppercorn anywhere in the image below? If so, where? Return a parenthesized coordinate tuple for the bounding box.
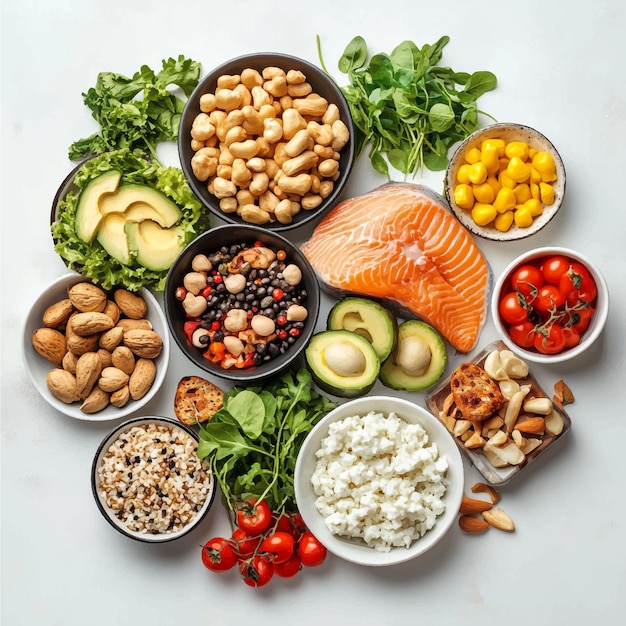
(289, 328, 301, 338)
(201, 285, 212, 298)
(211, 321, 221, 332)
(277, 329, 288, 340)
(175, 286, 187, 301)
(213, 274, 223, 284)
(276, 315, 287, 327)
(253, 240, 263, 247)
(272, 288, 284, 301)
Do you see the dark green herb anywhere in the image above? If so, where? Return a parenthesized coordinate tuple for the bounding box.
(68, 54, 201, 162)
(197, 369, 337, 514)
(317, 35, 497, 177)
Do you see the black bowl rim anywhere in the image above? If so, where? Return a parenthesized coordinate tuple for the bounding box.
(91, 415, 216, 543)
(177, 51, 356, 232)
(164, 223, 321, 381)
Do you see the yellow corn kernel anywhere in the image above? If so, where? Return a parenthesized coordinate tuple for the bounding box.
(456, 163, 471, 184)
(495, 210, 514, 232)
(493, 187, 516, 213)
(505, 141, 530, 160)
(486, 174, 501, 195)
(530, 182, 540, 200)
(540, 182, 555, 205)
(453, 184, 475, 210)
(482, 138, 506, 156)
(473, 182, 495, 204)
(532, 151, 557, 182)
(498, 157, 510, 172)
(468, 161, 488, 185)
(480, 145, 500, 175)
(499, 170, 516, 189)
(465, 147, 482, 164)
(507, 156, 532, 183)
(530, 167, 542, 184)
(524, 198, 544, 216)
(514, 206, 534, 228)
(471, 203, 497, 226)
(513, 183, 532, 204)
(528, 147, 538, 159)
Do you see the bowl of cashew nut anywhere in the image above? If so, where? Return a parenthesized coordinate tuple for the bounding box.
(178, 52, 356, 231)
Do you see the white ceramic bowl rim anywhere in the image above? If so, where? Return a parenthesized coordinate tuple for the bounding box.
(294, 396, 464, 567)
(491, 246, 609, 364)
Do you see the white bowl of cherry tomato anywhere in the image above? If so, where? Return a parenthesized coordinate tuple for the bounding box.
(492, 247, 609, 363)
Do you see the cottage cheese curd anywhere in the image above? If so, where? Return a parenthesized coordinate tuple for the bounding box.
(311, 410, 448, 552)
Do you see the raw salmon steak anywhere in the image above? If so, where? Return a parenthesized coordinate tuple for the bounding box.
(301, 182, 491, 353)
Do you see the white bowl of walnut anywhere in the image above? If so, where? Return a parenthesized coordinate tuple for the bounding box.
(22, 271, 170, 421)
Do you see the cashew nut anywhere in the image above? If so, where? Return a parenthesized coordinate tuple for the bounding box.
(240, 204, 271, 225)
(223, 309, 248, 333)
(293, 95, 328, 117)
(397, 337, 432, 376)
(285, 128, 313, 158)
(324, 342, 366, 376)
(191, 113, 216, 142)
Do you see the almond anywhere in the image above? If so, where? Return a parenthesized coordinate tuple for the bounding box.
(515, 416, 545, 435)
(97, 348, 113, 368)
(99, 326, 124, 352)
(116, 318, 153, 332)
(111, 346, 136, 375)
(110, 385, 130, 408)
(471, 482, 500, 504)
(129, 358, 157, 400)
(102, 300, 121, 325)
(68, 282, 107, 312)
(123, 329, 163, 359)
(482, 507, 515, 532)
(46, 368, 79, 404)
(458, 515, 490, 533)
(80, 387, 109, 413)
(98, 366, 130, 393)
(32, 328, 66, 367)
(62, 351, 78, 374)
(114, 289, 148, 320)
(69, 312, 115, 337)
(75, 352, 103, 399)
(553, 379, 575, 408)
(42, 298, 74, 329)
(459, 496, 493, 515)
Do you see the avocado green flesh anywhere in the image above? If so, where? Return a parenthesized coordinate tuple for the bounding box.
(99, 184, 182, 227)
(305, 330, 380, 398)
(97, 213, 131, 265)
(126, 220, 186, 272)
(75, 170, 122, 243)
(327, 297, 397, 361)
(379, 320, 447, 392)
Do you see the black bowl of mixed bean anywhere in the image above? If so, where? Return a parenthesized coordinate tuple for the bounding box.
(164, 224, 321, 382)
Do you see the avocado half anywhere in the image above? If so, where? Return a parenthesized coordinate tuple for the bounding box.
(327, 297, 397, 361)
(305, 330, 380, 398)
(379, 320, 447, 392)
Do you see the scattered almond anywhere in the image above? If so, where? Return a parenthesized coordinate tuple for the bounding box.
(458, 515, 490, 533)
(471, 482, 500, 504)
(553, 379, 575, 409)
(482, 508, 515, 532)
(459, 496, 493, 515)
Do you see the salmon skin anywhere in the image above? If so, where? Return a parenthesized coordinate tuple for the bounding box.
(301, 182, 491, 353)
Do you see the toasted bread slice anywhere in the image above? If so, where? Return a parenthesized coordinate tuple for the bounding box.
(174, 375, 224, 425)
(450, 362, 504, 420)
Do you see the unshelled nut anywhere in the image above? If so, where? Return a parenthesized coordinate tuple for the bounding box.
(116, 318, 153, 332)
(110, 385, 130, 408)
(62, 351, 78, 375)
(123, 329, 163, 359)
(114, 289, 148, 320)
(111, 346, 136, 375)
(42, 299, 74, 329)
(69, 312, 115, 336)
(102, 301, 121, 325)
(75, 352, 103, 400)
(46, 369, 79, 404)
(99, 326, 124, 352)
(98, 366, 130, 393)
(68, 283, 107, 312)
(81, 387, 109, 413)
(32, 328, 67, 367)
(129, 358, 156, 400)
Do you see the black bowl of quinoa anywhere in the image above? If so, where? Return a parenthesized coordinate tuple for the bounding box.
(164, 224, 321, 382)
(91, 416, 216, 543)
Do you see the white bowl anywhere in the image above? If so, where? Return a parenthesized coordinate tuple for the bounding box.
(492, 247, 609, 364)
(22, 271, 170, 421)
(294, 396, 464, 567)
(91, 416, 216, 542)
(446, 122, 566, 241)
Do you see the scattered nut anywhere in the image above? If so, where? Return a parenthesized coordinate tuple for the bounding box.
(459, 497, 493, 515)
(482, 508, 515, 532)
(471, 482, 500, 505)
(458, 515, 490, 533)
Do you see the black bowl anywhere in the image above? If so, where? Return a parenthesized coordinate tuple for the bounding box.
(178, 52, 355, 231)
(164, 224, 321, 382)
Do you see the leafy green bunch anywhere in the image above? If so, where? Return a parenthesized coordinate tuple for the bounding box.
(318, 35, 497, 176)
(197, 369, 337, 515)
(68, 55, 201, 162)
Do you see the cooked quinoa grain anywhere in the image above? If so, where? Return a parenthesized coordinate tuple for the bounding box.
(97, 423, 212, 535)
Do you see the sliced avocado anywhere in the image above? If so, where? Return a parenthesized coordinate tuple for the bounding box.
(125, 220, 185, 271)
(379, 320, 447, 392)
(96, 213, 131, 265)
(305, 330, 380, 398)
(327, 297, 397, 361)
(99, 184, 182, 227)
(74, 170, 122, 243)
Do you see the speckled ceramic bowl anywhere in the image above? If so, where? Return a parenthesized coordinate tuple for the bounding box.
(446, 123, 566, 241)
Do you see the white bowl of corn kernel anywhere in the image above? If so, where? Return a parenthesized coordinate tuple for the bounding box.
(445, 123, 566, 241)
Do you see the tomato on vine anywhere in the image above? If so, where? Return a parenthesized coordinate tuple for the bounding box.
(534, 324, 566, 354)
(236, 499, 272, 535)
(508, 321, 537, 348)
(510, 264, 543, 299)
(541, 255, 571, 284)
(260, 531, 295, 565)
(239, 555, 274, 587)
(534, 285, 565, 312)
(273, 554, 302, 578)
(562, 326, 581, 349)
(297, 532, 327, 567)
(231, 527, 261, 560)
(201, 537, 238, 573)
(560, 263, 597, 303)
(499, 292, 529, 324)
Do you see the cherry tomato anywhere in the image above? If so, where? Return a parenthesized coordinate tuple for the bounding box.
(239, 555, 274, 587)
(534, 324, 566, 355)
(273, 554, 302, 578)
(498, 292, 529, 324)
(562, 326, 581, 349)
(567, 306, 595, 335)
(508, 321, 537, 348)
(201, 537, 238, 573)
(559, 263, 597, 303)
(297, 532, 327, 567)
(236, 499, 272, 535)
(260, 531, 295, 564)
(541, 255, 571, 284)
(534, 285, 565, 312)
(231, 527, 261, 559)
(510, 264, 543, 299)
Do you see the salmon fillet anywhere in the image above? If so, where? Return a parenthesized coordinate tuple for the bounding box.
(301, 182, 491, 353)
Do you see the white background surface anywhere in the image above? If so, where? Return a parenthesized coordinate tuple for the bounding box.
(2, 1, 625, 624)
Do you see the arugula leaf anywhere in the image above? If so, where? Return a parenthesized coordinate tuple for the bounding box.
(317, 35, 497, 177)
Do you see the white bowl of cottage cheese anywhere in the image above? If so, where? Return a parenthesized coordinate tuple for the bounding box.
(295, 396, 464, 566)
